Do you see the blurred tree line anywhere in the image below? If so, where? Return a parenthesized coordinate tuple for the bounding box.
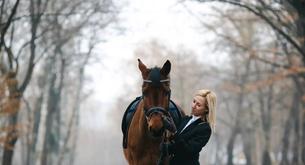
(0, 0, 117, 165)
(1, 0, 305, 165)
(192, 1, 305, 164)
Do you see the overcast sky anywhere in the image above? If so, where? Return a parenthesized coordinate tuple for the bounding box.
(93, 0, 214, 99)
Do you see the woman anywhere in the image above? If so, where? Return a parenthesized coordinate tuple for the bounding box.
(165, 89, 217, 165)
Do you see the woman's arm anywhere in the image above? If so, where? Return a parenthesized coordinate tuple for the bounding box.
(168, 124, 211, 155)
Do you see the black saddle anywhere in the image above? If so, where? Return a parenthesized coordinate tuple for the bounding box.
(121, 96, 183, 148)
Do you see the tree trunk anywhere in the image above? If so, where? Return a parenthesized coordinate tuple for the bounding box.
(40, 72, 57, 165)
(41, 48, 65, 165)
(262, 149, 271, 165)
(227, 128, 238, 165)
(2, 115, 18, 165)
(261, 83, 273, 165)
(291, 78, 303, 165)
(58, 66, 84, 165)
(243, 137, 252, 165)
(29, 96, 43, 164)
(296, 10, 305, 165)
(280, 87, 299, 165)
(2, 73, 21, 165)
(26, 85, 45, 165)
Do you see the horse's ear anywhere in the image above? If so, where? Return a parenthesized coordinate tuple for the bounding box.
(138, 59, 148, 76)
(160, 60, 171, 76)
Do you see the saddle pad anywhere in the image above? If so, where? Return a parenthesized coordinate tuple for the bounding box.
(121, 96, 183, 148)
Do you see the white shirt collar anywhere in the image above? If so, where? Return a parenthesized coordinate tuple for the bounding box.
(191, 115, 201, 122)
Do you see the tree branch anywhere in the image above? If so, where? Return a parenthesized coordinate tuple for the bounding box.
(197, 0, 305, 59)
(0, 0, 20, 50)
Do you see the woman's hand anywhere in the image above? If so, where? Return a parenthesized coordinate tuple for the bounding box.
(162, 115, 177, 133)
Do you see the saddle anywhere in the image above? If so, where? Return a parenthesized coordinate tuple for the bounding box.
(121, 96, 183, 148)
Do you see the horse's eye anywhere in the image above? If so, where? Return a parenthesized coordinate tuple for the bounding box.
(142, 85, 149, 96)
(143, 90, 148, 96)
(162, 85, 170, 94)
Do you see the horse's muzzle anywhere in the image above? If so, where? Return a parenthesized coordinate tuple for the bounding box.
(149, 127, 164, 138)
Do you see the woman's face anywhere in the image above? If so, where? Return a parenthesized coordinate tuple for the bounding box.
(191, 95, 208, 116)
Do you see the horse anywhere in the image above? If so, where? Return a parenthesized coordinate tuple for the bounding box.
(123, 59, 178, 165)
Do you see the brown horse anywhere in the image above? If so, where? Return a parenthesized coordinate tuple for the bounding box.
(123, 59, 173, 165)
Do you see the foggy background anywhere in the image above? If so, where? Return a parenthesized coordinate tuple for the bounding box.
(0, 0, 304, 165)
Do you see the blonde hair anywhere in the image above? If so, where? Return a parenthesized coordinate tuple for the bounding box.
(195, 89, 217, 132)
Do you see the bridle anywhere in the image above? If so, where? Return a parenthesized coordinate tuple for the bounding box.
(142, 80, 171, 120)
(141, 68, 171, 120)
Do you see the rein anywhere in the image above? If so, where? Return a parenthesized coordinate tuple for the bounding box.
(157, 130, 172, 165)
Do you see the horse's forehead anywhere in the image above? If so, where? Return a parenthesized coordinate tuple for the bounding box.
(148, 68, 161, 87)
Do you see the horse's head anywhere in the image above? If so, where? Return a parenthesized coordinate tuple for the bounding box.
(138, 59, 171, 138)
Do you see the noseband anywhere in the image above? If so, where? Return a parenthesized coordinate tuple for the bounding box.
(144, 107, 168, 118)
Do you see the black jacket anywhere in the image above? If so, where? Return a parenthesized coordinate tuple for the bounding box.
(168, 116, 211, 165)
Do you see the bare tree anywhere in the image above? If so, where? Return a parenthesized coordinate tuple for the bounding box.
(184, 0, 305, 164)
(0, 0, 117, 164)
(0, 0, 42, 164)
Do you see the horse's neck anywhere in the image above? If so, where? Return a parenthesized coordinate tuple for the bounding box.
(134, 101, 148, 138)
(128, 101, 161, 161)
